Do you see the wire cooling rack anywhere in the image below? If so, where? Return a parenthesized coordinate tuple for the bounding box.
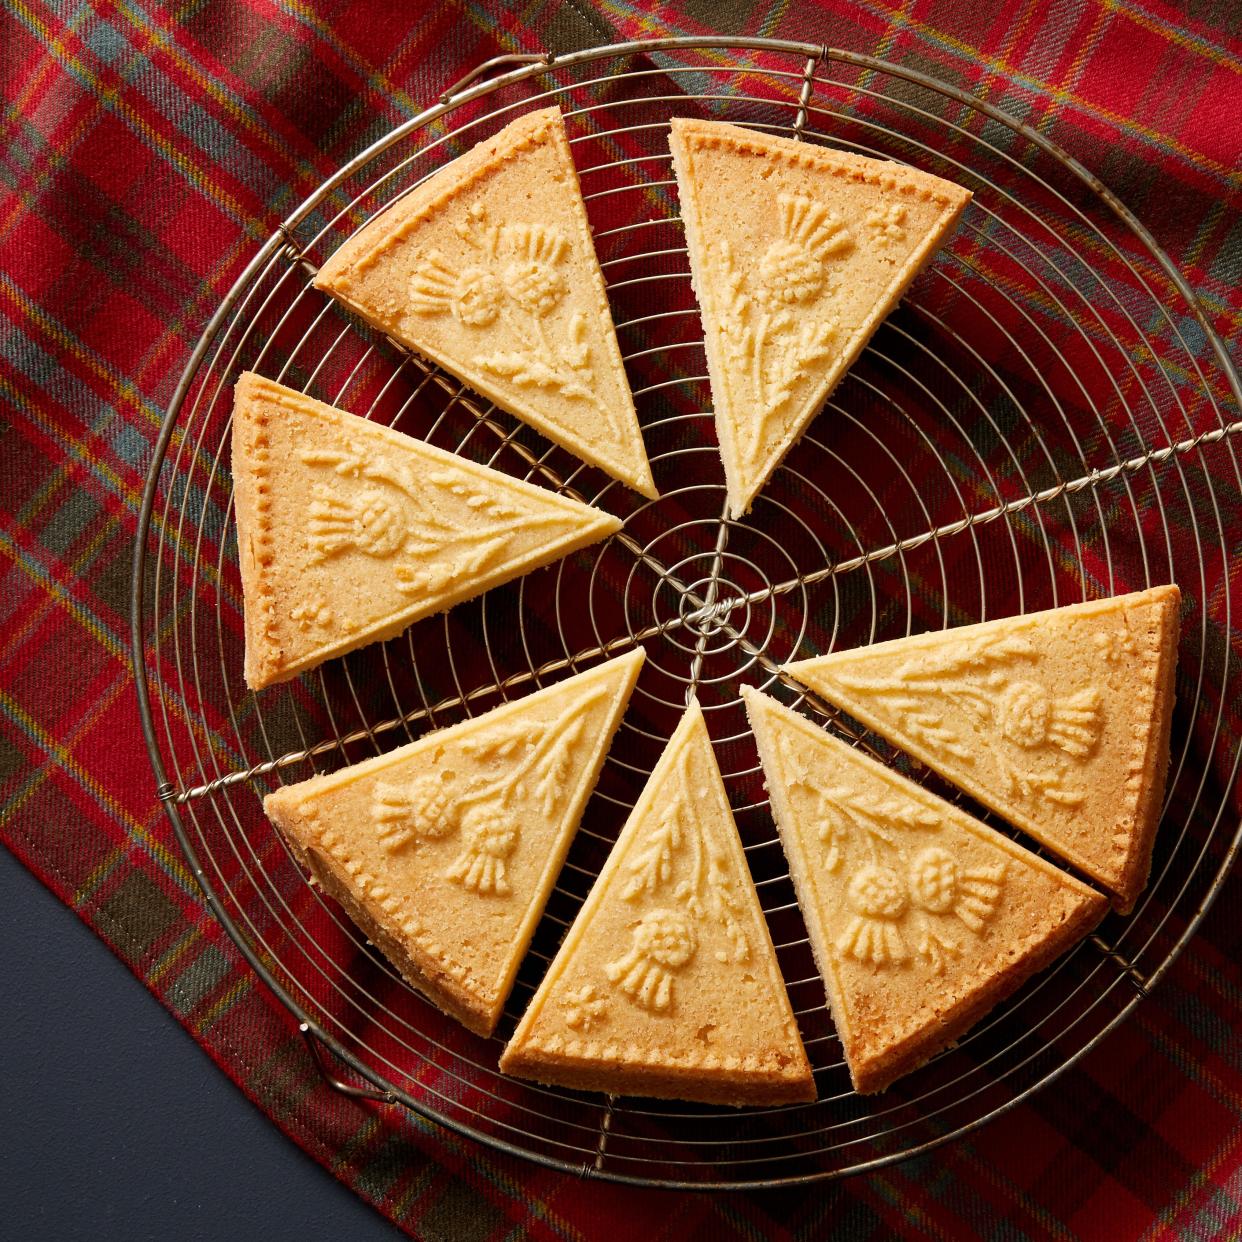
(131, 38, 1242, 1188)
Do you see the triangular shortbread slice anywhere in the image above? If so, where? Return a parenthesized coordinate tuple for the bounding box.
(783, 587, 1181, 913)
(669, 117, 972, 516)
(500, 700, 814, 1105)
(231, 372, 621, 689)
(264, 649, 645, 1036)
(744, 688, 1108, 1094)
(314, 107, 656, 499)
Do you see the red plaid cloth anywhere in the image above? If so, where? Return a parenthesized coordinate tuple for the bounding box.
(3, 0, 1241, 1237)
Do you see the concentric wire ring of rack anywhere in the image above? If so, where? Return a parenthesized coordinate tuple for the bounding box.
(131, 38, 1242, 1188)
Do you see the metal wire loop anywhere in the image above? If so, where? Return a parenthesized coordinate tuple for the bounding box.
(300, 1023, 399, 1104)
(440, 52, 554, 104)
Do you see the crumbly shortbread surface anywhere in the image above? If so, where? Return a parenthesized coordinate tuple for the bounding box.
(264, 650, 644, 1036)
(231, 372, 620, 689)
(501, 701, 814, 1105)
(783, 586, 1181, 912)
(745, 688, 1107, 1093)
(669, 117, 971, 516)
(315, 107, 655, 498)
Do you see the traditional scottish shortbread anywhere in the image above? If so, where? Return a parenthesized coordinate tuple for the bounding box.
(669, 117, 971, 517)
(500, 700, 814, 1105)
(744, 687, 1108, 1094)
(264, 650, 645, 1037)
(783, 586, 1181, 912)
(314, 107, 656, 499)
(231, 373, 621, 689)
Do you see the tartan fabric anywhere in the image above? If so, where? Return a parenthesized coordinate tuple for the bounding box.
(2, 0, 1241, 1237)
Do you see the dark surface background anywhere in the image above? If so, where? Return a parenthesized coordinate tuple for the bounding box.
(1, 846, 401, 1241)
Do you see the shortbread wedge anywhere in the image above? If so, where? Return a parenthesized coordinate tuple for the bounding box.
(501, 700, 814, 1105)
(231, 372, 620, 689)
(783, 586, 1181, 913)
(314, 107, 655, 499)
(744, 688, 1108, 1094)
(669, 117, 972, 517)
(264, 650, 644, 1037)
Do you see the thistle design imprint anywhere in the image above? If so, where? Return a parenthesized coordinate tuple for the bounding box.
(756, 196, 852, 306)
(372, 774, 456, 853)
(621, 745, 750, 961)
(596, 740, 750, 1018)
(995, 681, 1101, 757)
(409, 253, 503, 327)
(368, 687, 606, 898)
(297, 443, 573, 599)
(834, 852, 1006, 969)
(777, 731, 1008, 974)
(444, 801, 518, 896)
(715, 193, 851, 467)
(407, 202, 619, 439)
(307, 486, 405, 561)
(605, 909, 698, 1011)
(834, 633, 1105, 809)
